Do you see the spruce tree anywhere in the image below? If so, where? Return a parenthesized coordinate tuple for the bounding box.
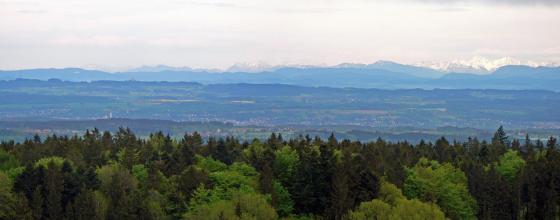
(492, 126, 509, 146)
(31, 186, 44, 219)
(44, 161, 63, 220)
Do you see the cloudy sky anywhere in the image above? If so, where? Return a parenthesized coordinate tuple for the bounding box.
(0, 0, 559, 70)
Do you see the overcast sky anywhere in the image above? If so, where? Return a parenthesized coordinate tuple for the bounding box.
(0, 0, 559, 70)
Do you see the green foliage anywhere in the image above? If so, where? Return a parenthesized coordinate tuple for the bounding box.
(204, 161, 259, 201)
(66, 189, 99, 220)
(4, 166, 24, 183)
(0, 149, 20, 171)
(492, 126, 509, 146)
(184, 192, 278, 220)
(272, 180, 294, 217)
(31, 187, 43, 219)
(142, 190, 168, 220)
(93, 190, 109, 219)
(209, 170, 258, 199)
(404, 158, 477, 220)
(95, 162, 141, 219)
(188, 185, 220, 209)
(273, 146, 299, 186)
(348, 200, 392, 220)
(186, 199, 236, 220)
(96, 163, 124, 191)
(348, 181, 446, 220)
(44, 160, 64, 219)
(230, 162, 260, 177)
(148, 131, 168, 152)
(495, 150, 525, 183)
(105, 168, 140, 219)
(176, 165, 211, 200)
(187, 157, 278, 218)
(132, 164, 149, 183)
(33, 156, 68, 169)
(243, 140, 266, 162)
(117, 147, 140, 169)
(3, 127, 560, 220)
(196, 155, 228, 172)
(0, 171, 17, 219)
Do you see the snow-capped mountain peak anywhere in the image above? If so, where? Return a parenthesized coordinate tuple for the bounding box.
(226, 61, 276, 73)
(414, 56, 555, 74)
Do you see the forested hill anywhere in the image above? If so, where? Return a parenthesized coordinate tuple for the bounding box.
(1, 65, 559, 90)
(1, 127, 559, 219)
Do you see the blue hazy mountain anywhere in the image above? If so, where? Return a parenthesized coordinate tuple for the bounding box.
(126, 65, 221, 73)
(365, 60, 446, 78)
(0, 68, 115, 81)
(1, 63, 558, 90)
(435, 65, 560, 90)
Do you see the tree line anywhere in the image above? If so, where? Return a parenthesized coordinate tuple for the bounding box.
(0, 126, 559, 219)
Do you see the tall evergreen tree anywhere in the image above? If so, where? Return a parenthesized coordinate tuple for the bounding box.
(329, 150, 353, 220)
(492, 126, 509, 146)
(30, 186, 44, 220)
(44, 161, 63, 220)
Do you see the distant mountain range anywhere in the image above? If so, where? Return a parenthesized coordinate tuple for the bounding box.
(415, 56, 558, 74)
(125, 57, 558, 75)
(1, 60, 559, 90)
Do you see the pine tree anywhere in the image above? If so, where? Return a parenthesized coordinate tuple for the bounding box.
(329, 151, 352, 220)
(492, 126, 509, 147)
(490, 126, 509, 162)
(259, 163, 274, 195)
(327, 133, 338, 148)
(180, 134, 196, 167)
(14, 193, 33, 220)
(106, 169, 137, 220)
(31, 186, 44, 220)
(524, 133, 534, 159)
(67, 189, 98, 220)
(61, 161, 80, 211)
(44, 161, 63, 220)
(267, 133, 283, 150)
(546, 136, 557, 154)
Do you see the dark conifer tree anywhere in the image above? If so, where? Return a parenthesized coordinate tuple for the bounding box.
(260, 162, 274, 195)
(44, 161, 63, 220)
(524, 134, 535, 160)
(66, 188, 97, 220)
(61, 161, 80, 211)
(492, 126, 509, 146)
(329, 150, 353, 220)
(31, 186, 44, 220)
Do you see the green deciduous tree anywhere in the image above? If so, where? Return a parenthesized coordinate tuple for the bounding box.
(96, 163, 139, 219)
(0, 171, 17, 219)
(272, 181, 293, 217)
(348, 181, 446, 220)
(184, 192, 278, 220)
(496, 150, 525, 183)
(404, 158, 477, 219)
(273, 145, 299, 188)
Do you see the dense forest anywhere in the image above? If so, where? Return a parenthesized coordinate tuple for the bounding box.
(0, 126, 559, 219)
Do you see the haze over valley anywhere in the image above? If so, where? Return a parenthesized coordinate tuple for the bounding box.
(1, 1, 560, 219)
